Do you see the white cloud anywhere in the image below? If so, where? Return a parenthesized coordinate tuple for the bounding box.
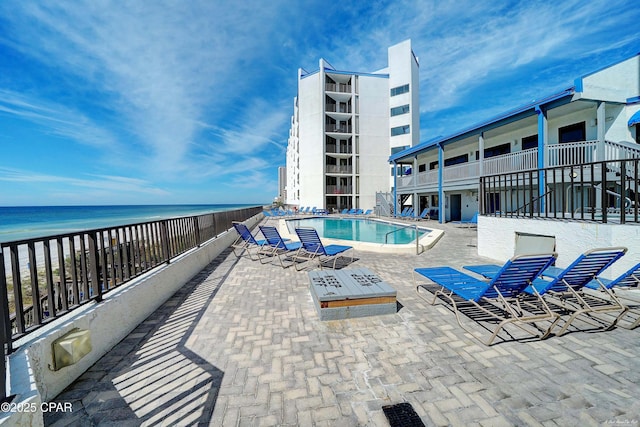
(0, 167, 169, 195)
(1, 0, 293, 177)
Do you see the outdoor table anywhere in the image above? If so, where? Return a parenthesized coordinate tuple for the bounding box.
(307, 268, 397, 320)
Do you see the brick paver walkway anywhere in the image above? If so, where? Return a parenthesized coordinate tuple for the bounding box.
(45, 220, 640, 426)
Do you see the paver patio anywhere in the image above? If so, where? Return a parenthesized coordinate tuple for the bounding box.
(45, 219, 640, 426)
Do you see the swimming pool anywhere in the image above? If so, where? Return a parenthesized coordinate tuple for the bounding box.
(280, 217, 444, 254)
(286, 218, 429, 244)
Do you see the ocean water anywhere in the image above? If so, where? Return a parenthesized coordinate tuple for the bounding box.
(0, 204, 259, 243)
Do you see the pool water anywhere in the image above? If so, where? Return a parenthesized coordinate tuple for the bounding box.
(285, 218, 431, 245)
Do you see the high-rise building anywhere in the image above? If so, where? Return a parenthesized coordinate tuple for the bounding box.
(286, 40, 420, 211)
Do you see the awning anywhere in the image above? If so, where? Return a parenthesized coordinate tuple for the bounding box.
(629, 110, 640, 126)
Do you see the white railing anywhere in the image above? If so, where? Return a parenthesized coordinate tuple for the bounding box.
(399, 174, 414, 187)
(483, 148, 538, 174)
(326, 165, 352, 174)
(416, 169, 438, 186)
(547, 140, 598, 167)
(605, 140, 640, 160)
(443, 160, 479, 182)
(395, 140, 640, 192)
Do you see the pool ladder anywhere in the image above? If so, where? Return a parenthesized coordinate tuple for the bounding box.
(384, 224, 424, 254)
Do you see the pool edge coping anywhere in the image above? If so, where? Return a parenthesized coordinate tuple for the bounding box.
(275, 216, 444, 254)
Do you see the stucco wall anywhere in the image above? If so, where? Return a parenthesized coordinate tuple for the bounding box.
(0, 215, 262, 425)
(477, 216, 640, 279)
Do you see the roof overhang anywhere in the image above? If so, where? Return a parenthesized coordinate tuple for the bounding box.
(389, 87, 575, 163)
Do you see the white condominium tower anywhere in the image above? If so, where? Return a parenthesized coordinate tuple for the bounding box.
(286, 39, 420, 211)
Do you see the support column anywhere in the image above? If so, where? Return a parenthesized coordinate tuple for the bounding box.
(413, 156, 418, 213)
(597, 101, 606, 161)
(478, 133, 485, 177)
(438, 143, 444, 224)
(392, 161, 398, 217)
(536, 106, 547, 213)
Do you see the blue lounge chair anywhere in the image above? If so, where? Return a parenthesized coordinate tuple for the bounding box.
(464, 247, 628, 335)
(396, 207, 409, 218)
(363, 209, 373, 216)
(413, 208, 429, 221)
(340, 209, 349, 215)
(453, 212, 478, 228)
(258, 225, 302, 268)
(582, 262, 640, 290)
(292, 227, 353, 271)
(583, 262, 640, 329)
(400, 207, 414, 218)
(231, 222, 268, 260)
(414, 253, 559, 345)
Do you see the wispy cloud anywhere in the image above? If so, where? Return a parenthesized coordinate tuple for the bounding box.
(0, 167, 168, 195)
(0, 89, 118, 148)
(0, 0, 637, 205)
(0, 1, 294, 178)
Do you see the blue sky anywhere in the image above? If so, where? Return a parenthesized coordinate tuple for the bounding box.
(0, 1, 638, 206)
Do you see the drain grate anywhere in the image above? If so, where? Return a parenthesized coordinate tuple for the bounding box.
(382, 402, 425, 427)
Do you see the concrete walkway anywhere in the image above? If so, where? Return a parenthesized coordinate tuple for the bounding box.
(44, 220, 640, 426)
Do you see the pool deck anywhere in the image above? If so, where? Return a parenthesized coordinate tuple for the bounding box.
(45, 218, 640, 426)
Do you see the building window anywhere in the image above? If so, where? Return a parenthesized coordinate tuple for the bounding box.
(444, 154, 468, 167)
(391, 104, 410, 116)
(559, 122, 586, 143)
(522, 134, 538, 150)
(429, 161, 438, 170)
(484, 142, 511, 158)
(391, 125, 410, 136)
(390, 84, 409, 96)
(418, 164, 426, 173)
(391, 145, 410, 155)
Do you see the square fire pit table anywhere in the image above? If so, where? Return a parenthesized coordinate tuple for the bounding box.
(308, 268, 397, 320)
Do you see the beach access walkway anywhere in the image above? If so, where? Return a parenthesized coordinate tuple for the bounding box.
(44, 219, 640, 426)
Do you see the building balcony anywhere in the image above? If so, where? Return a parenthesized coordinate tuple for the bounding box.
(326, 144, 353, 154)
(325, 83, 351, 93)
(396, 140, 640, 193)
(326, 184, 352, 194)
(325, 165, 353, 174)
(325, 124, 352, 133)
(325, 104, 352, 113)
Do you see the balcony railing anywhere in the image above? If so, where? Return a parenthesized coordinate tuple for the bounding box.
(443, 160, 480, 182)
(0, 206, 262, 354)
(326, 165, 353, 174)
(480, 159, 640, 224)
(326, 144, 353, 154)
(325, 83, 351, 93)
(416, 169, 439, 186)
(326, 185, 352, 194)
(547, 140, 598, 167)
(325, 104, 352, 113)
(326, 124, 352, 133)
(483, 148, 538, 175)
(396, 140, 640, 193)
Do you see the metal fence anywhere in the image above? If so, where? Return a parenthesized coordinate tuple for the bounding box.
(479, 159, 640, 224)
(0, 206, 262, 400)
